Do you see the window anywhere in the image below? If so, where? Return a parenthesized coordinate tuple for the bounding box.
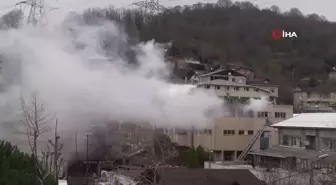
(238, 130, 244, 135)
(254, 88, 259, 92)
(244, 87, 249, 91)
(232, 78, 236, 82)
(210, 76, 214, 80)
(282, 135, 289, 145)
(247, 130, 254, 135)
(234, 87, 240, 91)
(124, 133, 132, 139)
(223, 130, 235, 135)
(225, 86, 230, 90)
(275, 112, 286, 118)
(271, 88, 275, 93)
(205, 85, 210, 89)
(224, 76, 229, 80)
(257, 112, 268, 118)
(204, 129, 212, 135)
(215, 86, 220, 90)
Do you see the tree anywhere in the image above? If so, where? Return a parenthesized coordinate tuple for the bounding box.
(0, 140, 57, 185)
(20, 93, 54, 157)
(217, 0, 233, 8)
(0, 9, 23, 29)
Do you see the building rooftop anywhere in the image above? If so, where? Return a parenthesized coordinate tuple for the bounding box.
(199, 69, 245, 77)
(249, 145, 336, 162)
(272, 113, 336, 129)
(113, 168, 265, 185)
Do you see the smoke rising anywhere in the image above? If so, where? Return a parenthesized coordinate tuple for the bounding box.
(0, 10, 267, 161)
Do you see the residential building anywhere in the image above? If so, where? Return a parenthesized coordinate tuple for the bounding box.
(191, 68, 278, 103)
(100, 168, 265, 185)
(293, 69, 336, 113)
(293, 89, 336, 113)
(248, 113, 336, 172)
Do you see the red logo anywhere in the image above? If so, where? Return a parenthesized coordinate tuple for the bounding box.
(272, 29, 282, 39)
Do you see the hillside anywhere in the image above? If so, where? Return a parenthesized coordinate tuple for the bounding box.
(2, 1, 336, 104)
(105, 1, 336, 104)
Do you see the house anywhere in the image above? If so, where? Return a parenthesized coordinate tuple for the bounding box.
(248, 113, 336, 172)
(102, 168, 265, 185)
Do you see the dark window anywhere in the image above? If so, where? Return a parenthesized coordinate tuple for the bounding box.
(224, 76, 229, 80)
(224, 130, 235, 135)
(215, 86, 220, 90)
(234, 87, 240, 91)
(248, 130, 254, 135)
(232, 78, 236, 82)
(238, 130, 244, 135)
(205, 85, 210, 89)
(244, 87, 249, 91)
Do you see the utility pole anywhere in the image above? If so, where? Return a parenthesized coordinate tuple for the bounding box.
(48, 119, 62, 180)
(86, 134, 89, 185)
(191, 126, 194, 149)
(309, 160, 314, 185)
(75, 131, 78, 157)
(54, 119, 59, 180)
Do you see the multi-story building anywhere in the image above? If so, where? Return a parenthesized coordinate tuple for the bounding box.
(191, 68, 278, 103)
(249, 113, 336, 171)
(172, 104, 293, 161)
(293, 90, 336, 113)
(293, 69, 336, 113)
(172, 65, 293, 162)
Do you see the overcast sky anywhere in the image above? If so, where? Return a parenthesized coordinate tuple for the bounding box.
(0, 0, 335, 21)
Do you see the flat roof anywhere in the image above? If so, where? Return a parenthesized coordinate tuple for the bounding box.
(272, 113, 336, 129)
(249, 145, 336, 162)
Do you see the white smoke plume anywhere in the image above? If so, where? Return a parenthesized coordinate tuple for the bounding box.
(0, 10, 267, 160)
(0, 13, 224, 157)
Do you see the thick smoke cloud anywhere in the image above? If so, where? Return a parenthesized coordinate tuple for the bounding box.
(0, 11, 268, 161)
(0, 13, 228, 159)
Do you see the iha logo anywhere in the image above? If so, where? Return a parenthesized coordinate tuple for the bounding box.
(272, 29, 298, 39)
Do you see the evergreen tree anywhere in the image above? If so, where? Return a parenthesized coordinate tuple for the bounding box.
(0, 140, 57, 185)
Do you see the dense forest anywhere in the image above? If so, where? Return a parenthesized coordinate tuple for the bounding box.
(2, 0, 336, 104)
(79, 0, 336, 104)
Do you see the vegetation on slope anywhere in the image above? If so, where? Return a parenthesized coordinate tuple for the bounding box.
(3, 0, 336, 104)
(0, 141, 56, 185)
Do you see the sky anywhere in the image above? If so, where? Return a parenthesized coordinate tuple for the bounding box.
(0, 0, 335, 21)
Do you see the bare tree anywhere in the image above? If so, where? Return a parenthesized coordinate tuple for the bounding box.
(20, 93, 54, 157)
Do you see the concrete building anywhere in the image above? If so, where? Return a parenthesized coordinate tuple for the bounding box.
(293, 69, 336, 113)
(293, 90, 336, 113)
(192, 68, 278, 103)
(171, 66, 293, 162)
(249, 113, 336, 171)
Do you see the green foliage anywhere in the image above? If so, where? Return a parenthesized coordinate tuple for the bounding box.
(0, 140, 57, 185)
(185, 146, 209, 168)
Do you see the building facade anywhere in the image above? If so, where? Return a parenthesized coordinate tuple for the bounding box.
(249, 113, 336, 172)
(293, 90, 336, 113)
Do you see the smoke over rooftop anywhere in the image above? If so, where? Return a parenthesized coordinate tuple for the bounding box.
(0, 9, 268, 161)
